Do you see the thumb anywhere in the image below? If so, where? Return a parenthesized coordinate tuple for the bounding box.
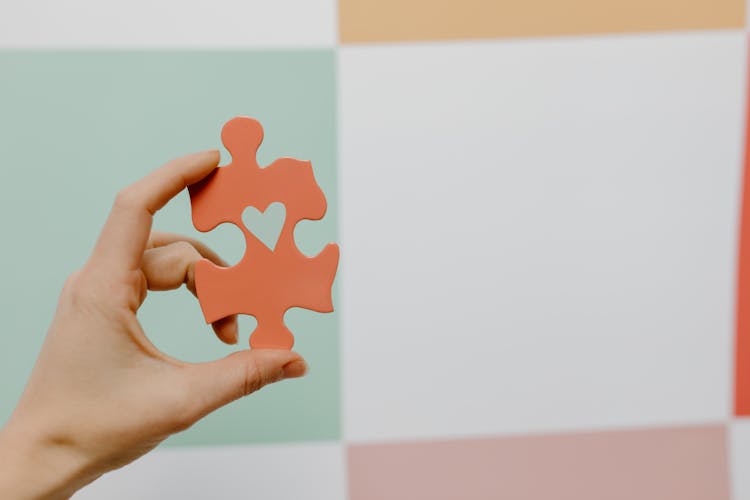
(184, 349, 307, 421)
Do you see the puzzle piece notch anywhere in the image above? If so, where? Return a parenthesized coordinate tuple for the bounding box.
(188, 116, 339, 349)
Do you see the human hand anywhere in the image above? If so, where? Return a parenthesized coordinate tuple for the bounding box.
(0, 151, 307, 499)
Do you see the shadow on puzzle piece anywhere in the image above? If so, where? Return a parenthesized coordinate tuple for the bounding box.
(188, 116, 339, 350)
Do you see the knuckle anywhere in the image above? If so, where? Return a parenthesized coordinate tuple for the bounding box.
(243, 361, 264, 396)
(62, 269, 83, 291)
(170, 242, 200, 286)
(62, 269, 94, 306)
(113, 186, 142, 211)
(173, 240, 198, 259)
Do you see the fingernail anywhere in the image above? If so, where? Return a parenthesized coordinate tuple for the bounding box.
(282, 359, 307, 379)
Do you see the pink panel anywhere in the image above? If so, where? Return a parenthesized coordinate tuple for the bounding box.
(735, 38, 750, 416)
(348, 425, 730, 500)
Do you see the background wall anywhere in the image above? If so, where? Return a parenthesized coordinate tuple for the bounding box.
(0, 1, 748, 499)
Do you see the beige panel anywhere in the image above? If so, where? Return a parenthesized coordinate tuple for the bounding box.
(340, 0, 744, 43)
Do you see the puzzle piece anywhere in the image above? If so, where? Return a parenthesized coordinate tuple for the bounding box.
(188, 117, 339, 349)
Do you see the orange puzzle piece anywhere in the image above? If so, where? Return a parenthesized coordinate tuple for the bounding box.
(188, 117, 339, 349)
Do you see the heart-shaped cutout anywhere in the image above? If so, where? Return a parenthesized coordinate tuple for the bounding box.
(241, 202, 286, 251)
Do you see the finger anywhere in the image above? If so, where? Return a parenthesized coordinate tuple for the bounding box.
(148, 231, 229, 268)
(147, 232, 239, 344)
(141, 241, 201, 293)
(209, 316, 239, 346)
(182, 350, 307, 422)
(91, 150, 220, 272)
(141, 241, 238, 345)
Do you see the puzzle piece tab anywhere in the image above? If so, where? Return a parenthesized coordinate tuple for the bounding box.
(188, 117, 339, 349)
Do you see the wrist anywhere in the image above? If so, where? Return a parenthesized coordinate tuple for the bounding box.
(0, 422, 98, 499)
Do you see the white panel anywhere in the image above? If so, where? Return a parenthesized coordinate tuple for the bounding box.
(74, 442, 346, 500)
(340, 32, 745, 442)
(0, 0, 335, 47)
(732, 420, 750, 500)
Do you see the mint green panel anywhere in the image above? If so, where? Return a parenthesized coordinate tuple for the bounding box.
(0, 51, 339, 445)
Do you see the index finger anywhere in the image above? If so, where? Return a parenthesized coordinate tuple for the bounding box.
(90, 150, 220, 272)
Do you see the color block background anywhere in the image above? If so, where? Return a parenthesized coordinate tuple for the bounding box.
(0, 1, 748, 499)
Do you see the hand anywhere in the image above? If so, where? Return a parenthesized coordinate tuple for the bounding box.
(0, 151, 307, 499)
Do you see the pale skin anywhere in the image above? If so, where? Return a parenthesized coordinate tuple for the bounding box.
(0, 150, 307, 499)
